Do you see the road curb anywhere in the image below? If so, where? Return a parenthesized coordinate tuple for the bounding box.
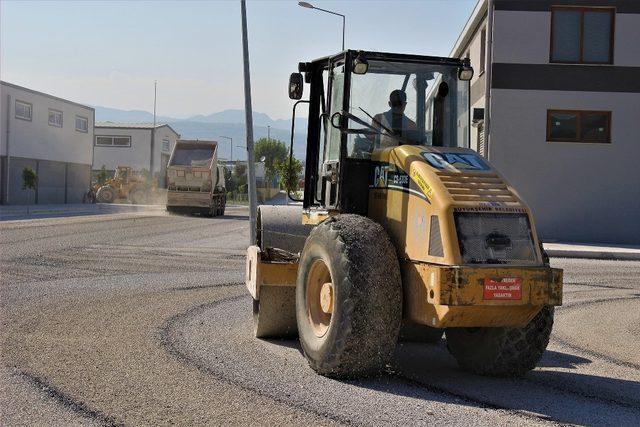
(0, 203, 165, 219)
(545, 249, 640, 261)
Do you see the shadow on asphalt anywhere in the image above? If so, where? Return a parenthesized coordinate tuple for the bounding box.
(257, 335, 638, 425)
(165, 211, 248, 220)
(167, 296, 640, 425)
(537, 350, 591, 369)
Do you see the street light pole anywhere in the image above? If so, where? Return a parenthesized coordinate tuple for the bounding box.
(241, 0, 258, 245)
(298, 2, 345, 51)
(219, 136, 233, 162)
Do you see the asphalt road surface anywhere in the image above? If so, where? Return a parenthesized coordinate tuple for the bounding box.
(1, 208, 638, 426)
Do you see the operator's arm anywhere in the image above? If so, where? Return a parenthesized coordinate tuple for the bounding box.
(367, 114, 383, 142)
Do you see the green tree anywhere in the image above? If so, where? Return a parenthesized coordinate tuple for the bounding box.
(254, 138, 287, 183)
(276, 156, 302, 195)
(233, 162, 247, 189)
(22, 166, 38, 204)
(223, 166, 236, 192)
(96, 165, 109, 185)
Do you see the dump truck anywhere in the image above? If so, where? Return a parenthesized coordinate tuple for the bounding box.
(246, 50, 563, 379)
(166, 139, 226, 216)
(95, 166, 157, 204)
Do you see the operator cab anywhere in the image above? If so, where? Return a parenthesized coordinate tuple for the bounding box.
(114, 166, 130, 183)
(288, 50, 473, 216)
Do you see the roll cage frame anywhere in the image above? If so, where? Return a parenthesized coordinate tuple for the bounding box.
(293, 50, 470, 214)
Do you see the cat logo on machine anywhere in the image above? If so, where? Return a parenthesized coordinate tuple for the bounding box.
(373, 164, 391, 188)
(370, 162, 430, 202)
(422, 151, 490, 172)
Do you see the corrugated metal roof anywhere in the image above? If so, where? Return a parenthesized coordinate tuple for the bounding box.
(1, 80, 95, 111)
(95, 122, 168, 129)
(95, 122, 180, 137)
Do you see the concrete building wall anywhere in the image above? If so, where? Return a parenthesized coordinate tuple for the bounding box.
(153, 126, 179, 177)
(0, 82, 94, 164)
(93, 125, 179, 177)
(489, 89, 640, 244)
(3, 157, 90, 205)
(487, 4, 640, 244)
(0, 82, 94, 204)
(66, 162, 91, 203)
(37, 160, 66, 204)
(8, 157, 38, 205)
(93, 127, 152, 172)
(493, 9, 640, 67)
(451, 1, 640, 244)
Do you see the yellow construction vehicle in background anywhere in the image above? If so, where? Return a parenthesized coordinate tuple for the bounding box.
(246, 50, 562, 378)
(94, 166, 157, 204)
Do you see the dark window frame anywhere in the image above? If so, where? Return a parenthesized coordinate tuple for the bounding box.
(95, 135, 132, 147)
(550, 6, 615, 65)
(48, 108, 63, 128)
(546, 109, 611, 143)
(75, 115, 89, 133)
(15, 100, 33, 121)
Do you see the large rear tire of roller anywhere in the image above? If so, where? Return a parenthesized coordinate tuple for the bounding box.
(253, 286, 297, 338)
(446, 306, 554, 377)
(296, 214, 402, 378)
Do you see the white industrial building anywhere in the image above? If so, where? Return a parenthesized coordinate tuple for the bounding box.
(0, 81, 95, 205)
(93, 122, 180, 187)
(453, 0, 640, 244)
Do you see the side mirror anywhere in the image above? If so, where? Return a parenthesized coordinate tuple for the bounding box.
(288, 73, 304, 100)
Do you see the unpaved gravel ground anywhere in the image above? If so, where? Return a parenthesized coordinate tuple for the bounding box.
(1, 208, 639, 426)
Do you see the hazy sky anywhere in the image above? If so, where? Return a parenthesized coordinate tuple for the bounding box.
(1, 0, 476, 120)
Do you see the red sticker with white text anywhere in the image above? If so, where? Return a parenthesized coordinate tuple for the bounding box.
(483, 278, 522, 300)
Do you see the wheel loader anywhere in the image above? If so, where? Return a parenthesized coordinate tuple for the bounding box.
(95, 166, 157, 204)
(245, 50, 563, 378)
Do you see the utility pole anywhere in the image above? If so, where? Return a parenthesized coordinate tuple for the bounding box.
(241, 0, 258, 245)
(150, 80, 157, 175)
(5, 94, 11, 204)
(267, 125, 271, 142)
(219, 136, 233, 162)
(298, 2, 345, 51)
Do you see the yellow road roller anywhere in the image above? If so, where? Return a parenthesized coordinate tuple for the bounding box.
(246, 50, 562, 378)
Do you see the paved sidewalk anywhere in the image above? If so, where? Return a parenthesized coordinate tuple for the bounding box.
(544, 242, 640, 261)
(0, 203, 165, 220)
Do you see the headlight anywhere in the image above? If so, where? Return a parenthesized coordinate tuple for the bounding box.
(458, 65, 474, 81)
(454, 212, 538, 264)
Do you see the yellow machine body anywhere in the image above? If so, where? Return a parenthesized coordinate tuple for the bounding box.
(94, 166, 157, 200)
(247, 145, 562, 329)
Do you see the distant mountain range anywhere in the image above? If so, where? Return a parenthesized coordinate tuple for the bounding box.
(93, 106, 307, 130)
(94, 106, 308, 161)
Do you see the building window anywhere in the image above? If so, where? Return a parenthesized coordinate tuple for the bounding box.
(15, 100, 32, 121)
(162, 138, 170, 152)
(550, 7, 614, 64)
(75, 115, 88, 133)
(48, 109, 63, 127)
(547, 110, 611, 143)
(95, 135, 132, 147)
(479, 27, 486, 74)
